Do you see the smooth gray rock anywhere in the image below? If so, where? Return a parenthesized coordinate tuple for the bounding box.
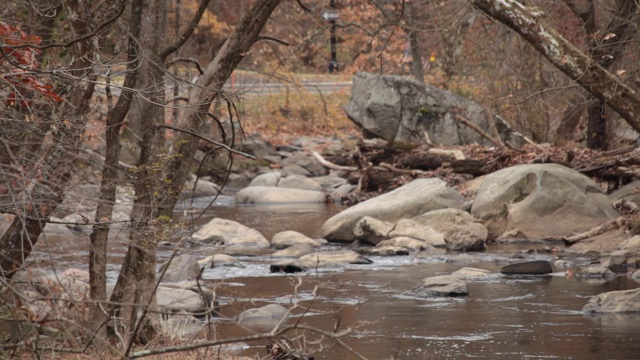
(576, 264, 616, 278)
(452, 267, 492, 278)
(322, 178, 463, 242)
(156, 286, 207, 314)
(501, 260, 553, 275)
(353, 216, 394, 245)
(236, 186, 326, 204)
(182, 177, 220, 199)
(388, 219, 446, 247)
(271, 230, 320, 249)
(377, 236, 430, 252)
(159, 254, 201, 283)
(412, 208, 487, 251)
(583, 288, 640, 313)
(237, 304, 289, 331)
(249, 172, 323, 192)
(192, 218, 269, 249)
(415, 275, 468, 297)
(471, 164, 618, 240)
(271, 244, 315, 258)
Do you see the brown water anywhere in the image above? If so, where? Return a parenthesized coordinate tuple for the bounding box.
(30, 200, 640, 359)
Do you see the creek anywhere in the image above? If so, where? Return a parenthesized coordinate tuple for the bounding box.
(33, 196, 640, 359)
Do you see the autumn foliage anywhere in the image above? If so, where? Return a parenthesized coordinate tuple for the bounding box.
(0, 20, 61, 107)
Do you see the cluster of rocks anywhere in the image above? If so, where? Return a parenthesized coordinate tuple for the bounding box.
(9, 133, 640, 337)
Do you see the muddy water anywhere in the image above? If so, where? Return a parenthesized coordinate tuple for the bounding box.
(30, 199, 640, 359)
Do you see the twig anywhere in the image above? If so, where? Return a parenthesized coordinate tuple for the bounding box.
(155, 124, 256, 159)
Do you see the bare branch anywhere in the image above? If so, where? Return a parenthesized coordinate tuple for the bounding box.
(296, 0, 312, 12)
(155, 124, 256, 159)
(255, 36, 291, 46)
(160, 0, 212, 60)
(166, 57, 205, 75)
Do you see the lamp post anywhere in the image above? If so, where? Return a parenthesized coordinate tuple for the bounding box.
(322, 0, 339, 73)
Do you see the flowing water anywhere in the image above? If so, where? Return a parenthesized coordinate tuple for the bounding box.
(31, 198, 640, 359)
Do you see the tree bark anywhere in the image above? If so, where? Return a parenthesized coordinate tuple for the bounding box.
(0, 2, 119, 278)
(88, 0, 142, 339)
(471, 0, 640, 135)
(108, 0, 282, 344)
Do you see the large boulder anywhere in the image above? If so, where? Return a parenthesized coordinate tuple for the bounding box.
(192, 218, 269, 249)
(345, 71, 523, 147)
(470, 164, 618, 240)
(583, 288, 640, 313)
(412, 209, 487, 251)
(236, 186, 326, 204)
(322, 178, 464, 242)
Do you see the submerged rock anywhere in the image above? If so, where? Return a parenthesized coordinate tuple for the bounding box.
(501, 260, 553, 275)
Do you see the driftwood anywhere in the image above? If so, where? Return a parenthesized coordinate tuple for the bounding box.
(563, 217, 623, 245)
(310, 150, 357, 171)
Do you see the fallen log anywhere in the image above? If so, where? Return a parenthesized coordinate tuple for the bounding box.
(563, 217, 623, 245)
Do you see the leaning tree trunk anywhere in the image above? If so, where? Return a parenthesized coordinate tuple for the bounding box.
(108, 0, 282, 347)
(471, 0, 640, 135)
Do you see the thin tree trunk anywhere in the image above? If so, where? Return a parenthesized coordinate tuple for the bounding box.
(0, 1, 111, 278)
(88, 0, 142, 339)
(108, 0, 168, 342)
(471, 0, 640, 135)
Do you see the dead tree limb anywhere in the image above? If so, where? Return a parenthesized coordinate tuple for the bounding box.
(563, 218, 622, 245)
(453, 114, 505, 149)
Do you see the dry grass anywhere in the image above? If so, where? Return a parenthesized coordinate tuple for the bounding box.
(233, 86, 359, 146)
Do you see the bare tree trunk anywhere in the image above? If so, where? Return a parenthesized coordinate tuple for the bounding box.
(584, 0, 637, 149)
(108, 0, 169, 342)
(471, 0, 640, 135)
(107, 0, 279, 346)
(88, 0, 142, 339)
(0, 1, 115, 278)
(405, 1, 424, 82)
